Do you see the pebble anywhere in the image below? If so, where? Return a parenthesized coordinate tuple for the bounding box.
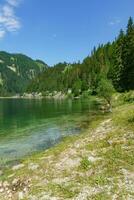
(0, 188, 4, 193)
(0, 181, 2, 188)
(18, 191, 24, 199)
(12, 178, 19, 185)
(23, 187, 28, 193)
(28, 163, 39, 170)
(3, 181, 9, 188)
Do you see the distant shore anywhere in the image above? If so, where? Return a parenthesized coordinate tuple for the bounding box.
(0, 92, 67, 99)
(0, 92, 69, 100)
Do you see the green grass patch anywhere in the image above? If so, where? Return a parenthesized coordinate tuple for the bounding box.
(89, 191, 112, 200)
(113, 104, 134, 130)
(46, 183, 79, 199)
(79, 157, 92, 171)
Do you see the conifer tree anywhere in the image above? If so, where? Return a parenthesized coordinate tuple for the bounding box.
(111, 29, 125, 91)
(121, 17, 134, 90)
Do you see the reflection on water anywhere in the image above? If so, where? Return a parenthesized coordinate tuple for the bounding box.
(0, 98, 98, 165)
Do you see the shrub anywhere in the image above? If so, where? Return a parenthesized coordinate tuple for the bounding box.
(97, 78, 115, 111)
(122, 91, 134, 103)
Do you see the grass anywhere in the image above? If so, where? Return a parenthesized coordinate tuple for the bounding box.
(46, 183, 80, 199)
(89, 191, 112, 200)
(79, 157, 92, 171)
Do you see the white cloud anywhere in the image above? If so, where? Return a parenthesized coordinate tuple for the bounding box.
(6, 0, 20, 7)
(0, 0, 21, 39)
(109, 19, 121, 26)
(2, 5, 14, 17)
(0, 29, 6, 38)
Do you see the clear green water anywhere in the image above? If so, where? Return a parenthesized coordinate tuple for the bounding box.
(0, 98, 98, 165)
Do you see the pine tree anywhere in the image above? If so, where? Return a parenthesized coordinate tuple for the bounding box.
(121, 17, 134, 90)
(111, 29, 125, 91)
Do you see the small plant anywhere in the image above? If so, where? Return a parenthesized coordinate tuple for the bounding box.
(80, 157, 91, 170)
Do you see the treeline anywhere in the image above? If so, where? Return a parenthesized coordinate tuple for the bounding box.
(27, 17, 134, 96)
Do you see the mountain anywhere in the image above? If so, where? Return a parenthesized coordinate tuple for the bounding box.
(0, 51, 47, 95)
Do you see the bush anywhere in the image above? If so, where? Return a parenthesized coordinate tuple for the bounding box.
(122, 91, 134, 103)
(81, 91, 89, 98)
(97, 78, 115, 111)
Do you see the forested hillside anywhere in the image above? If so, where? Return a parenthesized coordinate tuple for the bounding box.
(0, 52, 47, 95)
(27, 17, 134, 96)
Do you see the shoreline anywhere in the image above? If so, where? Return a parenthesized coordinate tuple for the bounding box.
(0, 107, 100, 168)
(0, 102, 133, 199)
(0, 95, 67, 100)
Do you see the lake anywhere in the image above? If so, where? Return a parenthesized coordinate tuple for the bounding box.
(0, 98, 98, 165)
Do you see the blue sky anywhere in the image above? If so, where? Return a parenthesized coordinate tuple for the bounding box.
(0, 0, 134, 65)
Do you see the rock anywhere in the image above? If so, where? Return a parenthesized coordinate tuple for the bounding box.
(12, 164, 25, 171)
(3, 181, 9, 188)
(0, 181, 2, 188)
(5, 187, 9, 191)
(12, 178, 19, 185)
(11, 178, 21, 191)
(88, 156, 101, 162)
(23, 187, 28, 193)
(8, 193, 12, 198)
(7, 189, 11, 194)
(18, 191, 24, 199)
(12, 187, 16, 191)
(28, 163, 39, 170)
(0, 188, 4, 193)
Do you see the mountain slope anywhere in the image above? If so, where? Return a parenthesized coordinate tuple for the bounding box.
(0, 51, 47, 95)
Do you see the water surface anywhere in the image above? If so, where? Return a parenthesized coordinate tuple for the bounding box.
(0, 98, 98, 165)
